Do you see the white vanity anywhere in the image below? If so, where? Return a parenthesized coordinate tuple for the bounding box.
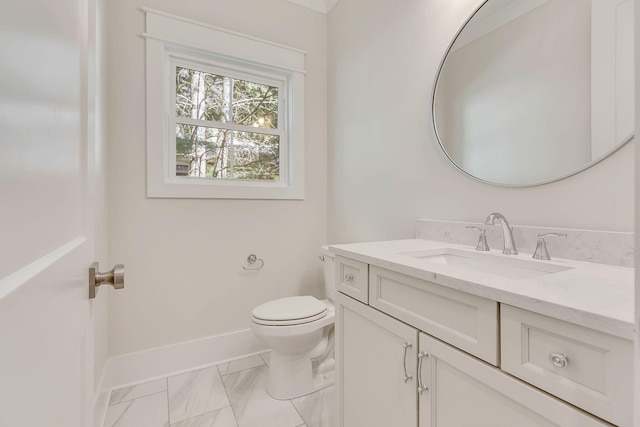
(331, 239, 633, 427)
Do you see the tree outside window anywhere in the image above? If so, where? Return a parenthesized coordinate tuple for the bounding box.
(174, 66, 281, 181)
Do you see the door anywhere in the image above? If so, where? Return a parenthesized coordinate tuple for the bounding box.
(335, 292, 418, 427)
(0, 0, 101, 425)
(418, 333, 610, 427)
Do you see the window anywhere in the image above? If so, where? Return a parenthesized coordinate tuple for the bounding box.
(173, 63, 284, 181)
(144, 9, 305, 199)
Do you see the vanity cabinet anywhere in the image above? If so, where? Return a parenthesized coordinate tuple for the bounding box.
(335, 259, 630, 427)
(336, 292, 611, 427)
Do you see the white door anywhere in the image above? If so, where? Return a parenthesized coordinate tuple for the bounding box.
(335, 293, 418, 427)
(0, 0, 102, 425)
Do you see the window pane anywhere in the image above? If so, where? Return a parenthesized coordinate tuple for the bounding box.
(175, 126, 279, 181)
(175, 124, 232, 178)
(175, 67, 229, 123)
(232, 131, 280, 180)
(232, 79, 279, 129)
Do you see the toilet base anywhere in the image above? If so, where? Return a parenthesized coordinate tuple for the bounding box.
(266, 352, 335, 400)
(251, 302, 336, 400)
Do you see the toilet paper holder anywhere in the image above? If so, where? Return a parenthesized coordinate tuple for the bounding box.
(243, 254, 264, 271)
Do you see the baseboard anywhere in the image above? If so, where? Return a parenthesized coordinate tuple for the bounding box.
(93, 357, 111, 427)
(93, 386, 109, 427)
(99, 328, 267, 393)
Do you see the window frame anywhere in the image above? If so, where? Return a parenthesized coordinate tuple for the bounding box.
(144, 9, 305, 199)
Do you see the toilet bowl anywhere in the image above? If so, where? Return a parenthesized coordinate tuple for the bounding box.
(250, 246, 335, 400)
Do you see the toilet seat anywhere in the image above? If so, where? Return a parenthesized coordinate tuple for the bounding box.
(252, 296, 327, 326)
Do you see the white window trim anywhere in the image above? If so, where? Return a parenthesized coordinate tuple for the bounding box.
(144, 8, 305, 199)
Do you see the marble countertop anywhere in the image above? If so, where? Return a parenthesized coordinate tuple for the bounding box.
(329, 239, 635, 340)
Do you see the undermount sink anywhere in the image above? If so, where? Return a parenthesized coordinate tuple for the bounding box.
(399, 248, 573, 280)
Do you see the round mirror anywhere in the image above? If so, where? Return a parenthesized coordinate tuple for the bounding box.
(433, 0, 634, 186)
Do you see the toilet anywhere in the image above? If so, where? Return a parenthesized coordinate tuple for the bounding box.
(250, 246, 335, 400)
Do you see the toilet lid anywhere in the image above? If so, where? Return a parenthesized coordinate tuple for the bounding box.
(252, 296, 327, 324)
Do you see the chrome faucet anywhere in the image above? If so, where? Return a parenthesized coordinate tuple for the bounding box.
(484, 212, 518, 255)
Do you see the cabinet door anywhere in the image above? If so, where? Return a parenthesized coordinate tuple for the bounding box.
(336, 292, 418, 427)
(418, 333, 610, 427)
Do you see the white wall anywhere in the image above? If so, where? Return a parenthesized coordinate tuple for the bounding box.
(327, 0, 634, 245)
(107, 0, 327, 356)
(436, 0, 591, 185)
(592, 0, 636, 160)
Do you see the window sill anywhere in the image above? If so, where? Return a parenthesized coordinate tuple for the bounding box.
(147, 179, 304, 200)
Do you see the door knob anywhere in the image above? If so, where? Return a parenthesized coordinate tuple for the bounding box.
(89, 262, 124, 299)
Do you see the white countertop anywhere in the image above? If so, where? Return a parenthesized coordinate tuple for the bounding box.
(329, 239, 635, 340)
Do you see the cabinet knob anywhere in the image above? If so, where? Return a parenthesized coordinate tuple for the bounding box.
(344, 273, 354, 282)
(550, 353, 568, 368)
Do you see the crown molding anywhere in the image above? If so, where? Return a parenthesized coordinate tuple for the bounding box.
(287, 0, 339, 14)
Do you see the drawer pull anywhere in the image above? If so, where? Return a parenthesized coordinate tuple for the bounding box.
(417, 351, 429, 395)
(402, 342, 413, 383)
(550, 353, 569, 368)
(344, 273, 354, 282)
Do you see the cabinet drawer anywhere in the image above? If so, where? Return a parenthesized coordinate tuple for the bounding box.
(501, 304, 632, 427)
(335, 256, 369, 304)
(369, 266, 498, 365)
(419, 333, 611, 427)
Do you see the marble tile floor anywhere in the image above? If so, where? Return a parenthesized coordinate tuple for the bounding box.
(103, 352, 334, 427)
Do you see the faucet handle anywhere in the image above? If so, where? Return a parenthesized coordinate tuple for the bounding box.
(466, 226, 490, 251)
(533, 233, 567, 260)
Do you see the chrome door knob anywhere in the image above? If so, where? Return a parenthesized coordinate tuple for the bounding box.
(89, 262, 124, 299)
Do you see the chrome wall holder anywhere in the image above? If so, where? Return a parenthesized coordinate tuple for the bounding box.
(243, 254, 264, 271)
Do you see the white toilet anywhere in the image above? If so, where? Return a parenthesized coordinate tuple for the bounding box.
(250, 246, 335, 400)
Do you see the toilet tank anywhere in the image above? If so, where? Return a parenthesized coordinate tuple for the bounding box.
(320, 246, 336, 301)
